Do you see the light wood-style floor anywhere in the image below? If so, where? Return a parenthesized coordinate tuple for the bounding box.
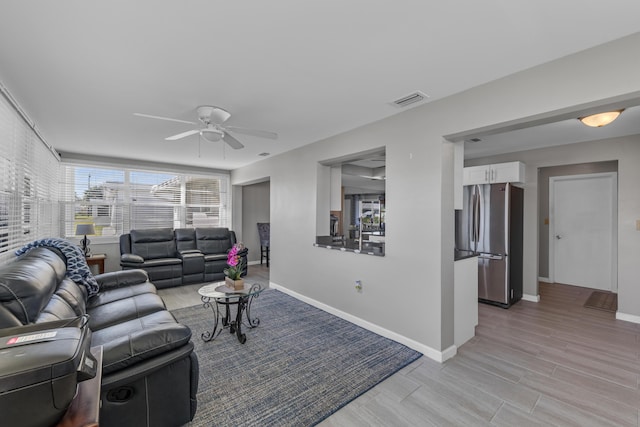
(158, 264, 271, 311)
(321, 283, 640, 427)
(161, 273, 640, 426)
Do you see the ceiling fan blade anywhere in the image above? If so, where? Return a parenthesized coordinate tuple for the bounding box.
(134, 113, 196, 125)
(222, 133, 245, 149)
(165, 129, 200, 141)
(224, 125, 278, 140)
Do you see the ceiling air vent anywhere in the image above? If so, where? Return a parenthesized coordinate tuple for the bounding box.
(391, 91, 429, 108)
(258, 152, 270, 157)
(467, 138, 482, 143)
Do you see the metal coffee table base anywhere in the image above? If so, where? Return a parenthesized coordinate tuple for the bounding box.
(200, 283, 262, 344)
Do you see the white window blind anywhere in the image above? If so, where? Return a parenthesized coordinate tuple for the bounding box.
(59, 166, 125, 237)
(59, 163, 230, 238)
(0, 93, 60, 263)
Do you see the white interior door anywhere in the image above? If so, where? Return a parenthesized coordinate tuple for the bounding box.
(550, 173, 617, 291)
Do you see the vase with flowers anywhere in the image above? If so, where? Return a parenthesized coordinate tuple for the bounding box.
(224, 243, 246, 290)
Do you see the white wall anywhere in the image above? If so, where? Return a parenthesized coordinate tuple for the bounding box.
(466, 135, 640, 318)
(232, 32, 640, 360)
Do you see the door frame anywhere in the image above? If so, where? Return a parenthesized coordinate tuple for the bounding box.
(548, 172, 618, 291)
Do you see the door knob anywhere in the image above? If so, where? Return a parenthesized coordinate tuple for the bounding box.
(555, 235, 562, 240)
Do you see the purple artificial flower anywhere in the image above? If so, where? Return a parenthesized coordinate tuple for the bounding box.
(227, 244, 240, 267)
(227, 246, 238, 264)
(225, 244, 244, 279)
(227, 255, 238, 267)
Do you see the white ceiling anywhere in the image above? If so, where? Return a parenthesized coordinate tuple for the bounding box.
(1, 1, 640, 170)
(465, 105, 640, 159)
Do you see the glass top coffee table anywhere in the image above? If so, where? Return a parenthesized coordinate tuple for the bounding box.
(197, 282, 264, 344)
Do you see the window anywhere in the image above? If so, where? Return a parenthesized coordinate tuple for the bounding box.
(0, 92, 60, 263)
(59, 163, 230, 238)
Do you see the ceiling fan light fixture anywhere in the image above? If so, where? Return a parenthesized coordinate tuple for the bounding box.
(200, 128, 224, 142)
(578, 109, 624, 127)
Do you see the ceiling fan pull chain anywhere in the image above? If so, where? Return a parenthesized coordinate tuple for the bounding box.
(222, 138, 226, 160)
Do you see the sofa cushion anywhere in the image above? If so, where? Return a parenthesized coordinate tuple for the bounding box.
(20, 246, 67, 283)
(0, 305, 22, 328)
(196, 228, 233, 255)
(90, 310, 192, 375)
(175, 228, 197, 252)
(130, 228, 176, 260)
(87, 292, 167, 331)
(35, 277, 88, 323)
(0, 248, 64, 326)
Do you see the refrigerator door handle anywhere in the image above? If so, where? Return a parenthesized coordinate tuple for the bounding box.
(504, 182, 511, 254)
(471, 186, 477, 243)
(475, 184, 482, 244)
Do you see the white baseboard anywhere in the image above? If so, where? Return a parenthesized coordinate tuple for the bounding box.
(247, 260, 261, 266)
(269, 281, 456, 363)
(522, 294, 540, 303)
(440, 345, 457, 362)
(616, 311, 640, 324)
(538, 277, 552, 283)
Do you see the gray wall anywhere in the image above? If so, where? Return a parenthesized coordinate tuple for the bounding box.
(538, 161, 618, 278)
(241, 181, 270, 263)
(82, 240, 121, 274)
(232, 32, 640, 360)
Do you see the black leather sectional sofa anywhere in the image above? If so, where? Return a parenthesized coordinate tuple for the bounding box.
(120, 227, 248, 288)
(0, 247, 198, 427)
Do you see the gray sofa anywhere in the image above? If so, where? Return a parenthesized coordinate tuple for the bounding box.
(120, 227, 248, 288)
(0, 247, 199, 427)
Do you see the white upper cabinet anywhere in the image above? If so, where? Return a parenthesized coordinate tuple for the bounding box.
(463, 161, 525, 185)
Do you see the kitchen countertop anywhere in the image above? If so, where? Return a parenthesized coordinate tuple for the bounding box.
(455, 249, 479, 261)
(314, 236, 385, 256)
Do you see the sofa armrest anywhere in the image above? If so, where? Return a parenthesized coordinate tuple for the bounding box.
(121, 253, 144, 263)
(227, 247, 248, 257)
(236, 247, 248, 257)
(95, 269, 150, 291)
(178, 249, 202, 257)
(236, 247, 249, 277)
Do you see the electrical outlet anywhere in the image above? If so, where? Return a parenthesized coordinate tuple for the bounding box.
(355, 280, 362, 292)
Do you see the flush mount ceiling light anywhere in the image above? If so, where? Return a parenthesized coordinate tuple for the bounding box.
(578, 109, 625, 127)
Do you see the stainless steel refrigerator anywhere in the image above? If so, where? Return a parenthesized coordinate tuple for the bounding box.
(455, 183, 524, 307)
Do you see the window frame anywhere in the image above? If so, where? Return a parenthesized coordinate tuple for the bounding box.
(59, 161, 231, 242)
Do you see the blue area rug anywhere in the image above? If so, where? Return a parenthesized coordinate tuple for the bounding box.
(171, 289, 422, 426)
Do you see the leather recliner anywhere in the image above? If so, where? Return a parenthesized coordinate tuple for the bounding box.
(0, 247, 199, 427)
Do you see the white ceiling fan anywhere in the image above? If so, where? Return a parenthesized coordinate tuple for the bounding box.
(134, 105, 278, 149)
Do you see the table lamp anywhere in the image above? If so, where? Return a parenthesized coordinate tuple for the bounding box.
(75, 224, 96, 256)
